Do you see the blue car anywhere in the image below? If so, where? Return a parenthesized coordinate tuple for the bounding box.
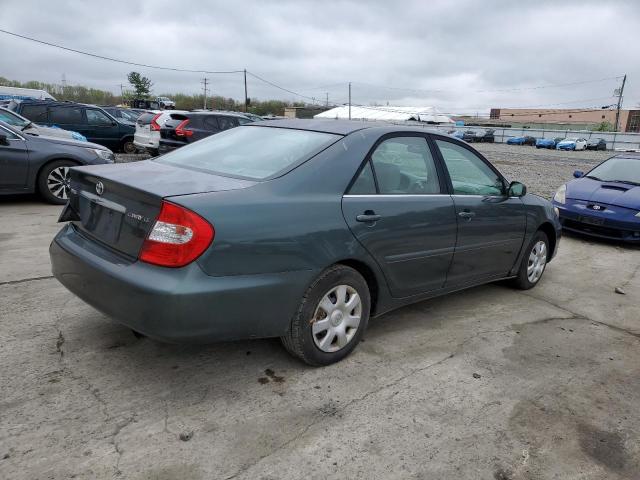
(552, 153, 640, 242)
(556, 138, 587, 151)
(536, 138, 557, 149)
(507, 135, 536, 146)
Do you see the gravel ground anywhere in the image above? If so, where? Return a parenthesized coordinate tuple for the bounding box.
(116, 143, 612, 200)
(475, 143, 610, 199)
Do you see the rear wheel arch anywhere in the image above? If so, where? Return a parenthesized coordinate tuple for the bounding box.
(334, 259, 379, 315)
(120, 135, 136, 153)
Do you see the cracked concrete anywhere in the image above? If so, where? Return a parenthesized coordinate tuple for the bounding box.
(1, 187, 639, 479)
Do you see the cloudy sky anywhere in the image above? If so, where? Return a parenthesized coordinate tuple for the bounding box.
(1, 0, 638, 115)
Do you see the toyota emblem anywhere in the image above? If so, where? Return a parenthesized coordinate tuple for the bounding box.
(95, 181, 104, 196)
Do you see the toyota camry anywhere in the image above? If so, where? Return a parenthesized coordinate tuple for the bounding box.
(50, 120, 561, 365)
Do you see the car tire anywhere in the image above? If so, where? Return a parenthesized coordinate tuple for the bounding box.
(281, 265, 371, 366)
(511, 230, 550, 290)
(37, 159, 76, 205)
(121, 139, 137, 154)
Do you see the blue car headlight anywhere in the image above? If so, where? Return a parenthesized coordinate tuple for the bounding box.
(553, 184, 566, 204)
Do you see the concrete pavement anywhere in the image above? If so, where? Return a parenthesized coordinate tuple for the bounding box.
(0, 196, 638, 480)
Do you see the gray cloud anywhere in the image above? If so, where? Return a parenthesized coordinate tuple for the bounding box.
(1, 0, 637, 113)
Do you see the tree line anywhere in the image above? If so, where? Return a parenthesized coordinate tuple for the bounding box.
(0, 76, 310, 116)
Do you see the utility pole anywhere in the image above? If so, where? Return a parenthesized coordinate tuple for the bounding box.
(201, 78, 209, 110)
(614, 74, 626, 132)
(348, 82, 351, 119)
(244, 69, 248, 112)
(326, 92, 329, 107)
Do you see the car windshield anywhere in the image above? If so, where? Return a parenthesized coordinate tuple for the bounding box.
(155, 126, 340, 180)
(587, 157, 640, 184)
(565, 138, 579, 142)
(0, 109, 29, 127)
(119, 110, 140, 121)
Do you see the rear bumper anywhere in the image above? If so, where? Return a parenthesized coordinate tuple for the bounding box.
(50, 224, 314, 342)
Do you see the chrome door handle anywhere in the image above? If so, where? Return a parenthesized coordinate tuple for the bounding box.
(356, 213, 381, 223)
(458, 211, 476, 219)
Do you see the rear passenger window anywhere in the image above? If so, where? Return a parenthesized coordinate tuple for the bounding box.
(203, 116, 220, 130)
(20, 105, 48, 122)
(217, 116, 238, 131)
(370, 136, 440, 194)
(49, 107, 83, 124)
(349, 162, 376, 195)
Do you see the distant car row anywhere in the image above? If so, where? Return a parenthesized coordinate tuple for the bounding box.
(2, 99, 266, 155)
(134, 110, 258, 156)
(448, 129, 495, 143)
(448, 129, 609, 152)
(509, 135, 607, 151)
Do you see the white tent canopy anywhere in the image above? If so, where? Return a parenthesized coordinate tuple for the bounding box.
(314, 105, 454, 123)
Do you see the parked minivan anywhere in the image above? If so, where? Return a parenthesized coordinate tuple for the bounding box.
(11, 100, 136, 153)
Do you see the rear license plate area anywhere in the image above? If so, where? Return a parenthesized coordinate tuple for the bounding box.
(78, 192, 125, 244)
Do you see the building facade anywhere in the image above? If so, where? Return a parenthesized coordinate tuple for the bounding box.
(489, 108, 640, 132)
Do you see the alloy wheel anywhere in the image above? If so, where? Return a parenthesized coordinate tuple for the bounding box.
(311, 285, 362, 353)
(527, 240, 547, 284)
(47, 166, 70, 200)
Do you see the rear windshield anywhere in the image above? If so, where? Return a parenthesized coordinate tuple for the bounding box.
(137, 113, 155, 125)
(155, 126, 340, 180)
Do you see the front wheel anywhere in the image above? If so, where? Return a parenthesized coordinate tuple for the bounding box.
(281, 265, 370, 366)
(511, 231, 549, 290)
(37, 160, 76, 204)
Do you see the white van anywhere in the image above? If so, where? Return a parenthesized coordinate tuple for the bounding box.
(0, 86, 56, 102)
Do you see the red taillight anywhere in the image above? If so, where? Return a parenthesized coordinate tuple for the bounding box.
(175, 119, 193, 137)
(139, 201, 214, 268)
(150, 113, 162, 131)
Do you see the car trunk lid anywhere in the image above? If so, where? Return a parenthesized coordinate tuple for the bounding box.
(63, 160, 256, 258)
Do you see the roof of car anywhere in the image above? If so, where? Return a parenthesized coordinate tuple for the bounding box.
(248, 119, 381, 135)
(182, 111, 251, 118)
(245, 119, 467, 139)
(613, 152, 640, 159)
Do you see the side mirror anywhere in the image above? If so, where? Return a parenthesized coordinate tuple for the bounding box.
(508, 181, 527, 197)
(573, 170, 584, 178)
(0, 133, 8, 145)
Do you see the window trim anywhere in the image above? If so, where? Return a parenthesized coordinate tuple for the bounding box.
(345, 132, 449, 196)
(0, 124, 25, 141)
(429, 135, 508, 197)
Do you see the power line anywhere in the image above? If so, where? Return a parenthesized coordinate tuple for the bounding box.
(0, 28, 243, 74)
(353, 76, 624, 95)
(246, 71, 325, 104)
